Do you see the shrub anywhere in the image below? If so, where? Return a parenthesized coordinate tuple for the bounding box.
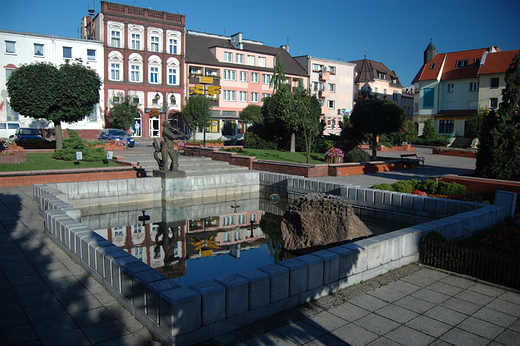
(52, 130, 106, 161)
(372, 183, 395, 191)
(392, 179, 420, 194)
(346, 147, 371, 162)
(243, 131, 277, 150)
(413, 136, 449, 146)
(423, 231, 447, 242)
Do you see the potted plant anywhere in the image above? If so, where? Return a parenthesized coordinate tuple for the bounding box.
(324, 148, 345, 163)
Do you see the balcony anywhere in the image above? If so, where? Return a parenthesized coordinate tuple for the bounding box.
(319, 71, 330, 81)
(321, 106, 329, 115)
(318, 89, 329, 98)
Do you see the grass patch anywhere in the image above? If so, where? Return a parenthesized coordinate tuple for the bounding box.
(0, 153, 121, 172)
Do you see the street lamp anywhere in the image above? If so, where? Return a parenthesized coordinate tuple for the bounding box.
(155, 91, 176, 114)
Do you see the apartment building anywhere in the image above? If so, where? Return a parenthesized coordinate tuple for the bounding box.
(412, 41, 518, 137)
(185, 31, 308, 141)
(82, 1, 186, 139)
(0, 29, 104, 138)
(293, 56, 355, 135)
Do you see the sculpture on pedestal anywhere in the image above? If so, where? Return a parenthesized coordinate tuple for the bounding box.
(154, 121, 186, 171)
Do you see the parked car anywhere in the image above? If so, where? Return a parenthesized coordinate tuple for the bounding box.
(0, 121, 20, 139)
(98, 128, 135, 148)
(13, 127, 43, 140)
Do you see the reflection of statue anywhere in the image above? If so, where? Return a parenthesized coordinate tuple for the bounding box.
(153, 121, 185, 171)
(154, 224, 183, 267)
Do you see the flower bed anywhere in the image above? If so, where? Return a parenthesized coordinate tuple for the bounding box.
(324, 148, 344, 163)
(0, 150, 27, 164)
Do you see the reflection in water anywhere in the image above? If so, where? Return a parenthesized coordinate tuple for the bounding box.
(87, 195, 419, 286)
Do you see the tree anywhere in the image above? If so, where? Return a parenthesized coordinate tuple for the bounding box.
(182, 95, 212, 133)
(466, 108, 487, 139)
(239, 104, 263, 125)
(269, 53, 286, 93)
(109, 94, 140, 130)
(350, 98, 405, 158)
(422, 118, 437, 140)
(262, 83, 297, 150)
(499, 51, 520, 123)
(292, 88, 323, 163)
(399, 120, 418, 144)
(6, 60, 101, 149)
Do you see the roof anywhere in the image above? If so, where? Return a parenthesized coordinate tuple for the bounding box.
(185, 32, 308, 77)
(478, 49, 520, 75)
(349, 58, 403, 88)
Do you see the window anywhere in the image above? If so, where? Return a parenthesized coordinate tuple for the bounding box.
(238, 214, 247, 225)
(110, 63, 121, 81)
(258, 56, 266, 67)
(469, 100, 478, 110)
(251, 72, 259, 83)
(312, 64, 321, 72)
(131, 33, 141, 50)
(490, 98, 498, 108)
(429, 63, 436, 70)
(34, 43, 44, 56)
(455, 60, 468, 68)
(235, 229, 242, 240)
(262, 93, 270, 100)
(224, 69, 236, 81)
(239, 71, 248, 82)
(423, 88, 434, 109)
(151, 36, 159, 52)
(447, 83, 454, 93)
(63, 47, 72, 59)
(414, 102, 419, 112)
(474, 58, 481, 67)
(329, 66, 336, 74)
(6, 69, 15, 81)
(87, 107, 97, 122)
(490, 78, 499, 89)
(224, 51, 232, 62)
(329, 83, 336, 92)
(169, 38, 178, 54)
(239, 91, 248, 102)
(5, 41, 16, 54)
(378, 72, 386, 79)
(236, 53, 244, 64)
(223, 232, 231, 242)
(223, 90, 236, 101)
(262, 74, 272, 85)
(247, 55, 255, 65)
(111, 30, 121, 47)
(168, 68, 178, 85)
(469, 82, 478, 92)
(439, 120, 454, 133)
(312, 82, 319, 91)
(87, 49, 96, 61)
(393, 91, 399, 101)
(150, 66, 158, 83)
(207, 120, 218, 133)
(328, 100, 335, 109)
(251, 92, 259, 103)
(131, 65, 140, 82)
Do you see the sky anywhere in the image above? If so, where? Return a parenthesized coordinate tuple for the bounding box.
(1, 0, 520, 86)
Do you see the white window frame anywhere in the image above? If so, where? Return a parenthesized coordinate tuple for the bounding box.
(148, 55, 162, 85)
(251, 92, 259, 103)
(169, 38, 178, 54)
(87, 49, 96, 61)
(150, 66, 159, 84)
(63, 47, 72, 59)
(469, 82, 478, 92)
(111, 30, 121, 48)
(251, 73, 259, 83)
(5, 40, 16, 54)
(447, 83, 454, 93)
(131, 65, 140, 82)
(224, 51, 233, 62)
(110, 63, 121, 81)
(262, 74, 272, 85)
(34, 43, 44, 57)
(168, 67, 178, 85)
(150, 36, 160, 53)
(236, 53, 244, 64)
(258, 56, 266, 67)
(224, 69, 236, 81)
(328, 100, 335, 109)
(108, 51, 123, 81)
(239, 91, 248, 102)
(239, 71, 248, 82)
(247, 55, 255, 66)
(223, 90, 236, 101)
(131, 33, 141, 50)
(329, 83, 336, 92)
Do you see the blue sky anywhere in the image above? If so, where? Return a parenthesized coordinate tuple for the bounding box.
(2, 0, 519, 85)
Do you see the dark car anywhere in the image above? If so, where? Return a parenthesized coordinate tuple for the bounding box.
(98, 128, 135, 148)
(13, 127, 43, 140)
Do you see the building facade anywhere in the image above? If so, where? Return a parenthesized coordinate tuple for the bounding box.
(185, 31, 308, 141)
(412, 42, 518, 137)
(0, 29, 105, 138)
(293, 56, 355, 136)
(82, 1, 185, 140)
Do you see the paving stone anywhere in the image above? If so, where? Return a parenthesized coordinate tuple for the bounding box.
(458, 316, 505, 340)
(367, 285, 406, 303)
(305, 311, 349, 332)
(70, 306, 116, 328)
(440, 327, 491, 346)
(411, 288, 450, 304)
(328, 302, 370, 322)
(375, 304, 419, 324)
(472, 306, 518, 328)
(424, 305, 469, 326)
(428, 281, 465, 296)
(301, 333, 347, 346)
(485, 298, 520, 317)
(348, 294, 389, 312)
(440, 296, 481, 315)
(32, 314, 78, 339)
(494, 329, 520, 346)
(353, 313, 401, 335)
(386, 280, 421, 295)
(454, 289, 495, 306)
(365, 337, 402, 346)
(25, 301, 69, 323)
(509, 318, 520, 332)
(500, 291, 520, 305)
(401, 273, 437, 287)
(406, 315, 452, 338)
(81, 320, 131, 344)
(467, 282, 506, 298)
(275, 320, 325, 344)
(245, 331, 297, 346)
(416, 268, 449, 281)
(385, 325, 435, 346)
(61, 294, 104, 314)
(331, 323, 378, 345)
(394, 295, 435, 314)
(2, 323, 39, 345)
(40, 329, 91, 346)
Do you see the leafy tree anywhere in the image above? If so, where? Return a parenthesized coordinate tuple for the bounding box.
(109, 94, 140, 130)
(422, 118, 437, 140)
(262, 83, 297, 151)
(6, 60, 101, 149)
(467, 108, 487, 139)
(476, 51, 520, 181)
(399, 120, 418, 144)
(292, 88, 323, 163)
(182, 95, 212, 132)
(269, 53, 286, 93)
(239, 104, 263, 125)
(350, 98, 405, 158)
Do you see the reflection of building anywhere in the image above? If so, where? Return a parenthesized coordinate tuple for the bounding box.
(412, 41, 518, 137)
(293, 56, 356, 135)
(0, 29, 105, 138)
(185, 31, 308, 141)
(81, 1, 185, 140)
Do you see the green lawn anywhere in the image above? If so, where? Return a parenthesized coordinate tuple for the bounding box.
(220, 148, 328, 164)
(0, 153, 121, 172)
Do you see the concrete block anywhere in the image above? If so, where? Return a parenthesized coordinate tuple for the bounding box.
(214, 274, 249, 318)
(402, 194, 413, 209)
(278, 258, 308, 296)
(413, 195, 426, 211)
(133, 270, 168, 314)
(312, 250, 339, 284)
(120, 261, 150, 302)
(258, 264, 289, 303)
(160, 287, 201, 335)
(447, 200, 462, 215)
(399, 227, 424, 257)
(495, 190, 517, 217)
(338, 272, 362, 289)
(341, 243, 368, 275)
(296, 254, 324, 290)
(190, 280, 226, 326)
(371, 235, 393, 264)
(424, 197, 437, 213)
(391, 193, 403, 208)
(147, 280, 181, 324)
(238, 269, 269, 310)
(328, 245, 356, 279)
(374, 190, 384, 205)
(355, 238, 381, 269)
(95, 246, 128, 284)
(110, 253, 141, 292)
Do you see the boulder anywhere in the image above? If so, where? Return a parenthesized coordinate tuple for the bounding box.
(281, 193, 372, 251)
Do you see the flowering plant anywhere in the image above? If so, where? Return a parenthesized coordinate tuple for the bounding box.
(107, 139, 125, 147)
(149, 109, 160, 118)
(0, 150, 22, 155)
(174, 140, 186, 148)
(324, 148, 345, 158)
(412, 190, 428, 196)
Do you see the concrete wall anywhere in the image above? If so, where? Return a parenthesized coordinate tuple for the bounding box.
(34, 172, 507, 345)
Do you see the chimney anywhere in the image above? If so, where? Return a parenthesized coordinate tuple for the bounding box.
(230, 32, 243, 50)
(424, 39, 437, 64)
(280, 45, 289, 53)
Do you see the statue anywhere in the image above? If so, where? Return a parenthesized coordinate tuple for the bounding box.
(154, 121, 186, 171)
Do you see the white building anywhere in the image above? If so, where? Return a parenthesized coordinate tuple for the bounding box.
(294, 56, 356, 136)
(0, 30, 105, 139)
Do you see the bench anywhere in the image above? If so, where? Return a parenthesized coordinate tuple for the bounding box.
(400, 153, 425, 166)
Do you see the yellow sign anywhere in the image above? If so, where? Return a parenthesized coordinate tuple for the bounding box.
(199, 76, 213, 84)
(207, 90, 221, 95)
(189, 236, 219, 250)
(189, 87, 203, 95)
(200, 250, 213, 257)
(207, 85, 220, 91)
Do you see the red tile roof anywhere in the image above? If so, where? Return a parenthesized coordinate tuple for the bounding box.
(478, 50, 520, 75)
(441, 48, 487, 80)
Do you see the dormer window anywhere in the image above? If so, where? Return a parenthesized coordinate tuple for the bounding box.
(378, 72, 386, 79)
(429, 63, 436, 70)
(456, 60, 468, 68)
(474, 58, 481, 67)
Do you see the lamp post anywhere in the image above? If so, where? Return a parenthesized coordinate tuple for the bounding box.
(154, 91, 177, 121)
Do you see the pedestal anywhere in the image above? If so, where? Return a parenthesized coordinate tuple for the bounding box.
(152, 169, 186, 179)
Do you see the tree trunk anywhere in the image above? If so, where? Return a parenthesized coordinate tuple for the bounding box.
(55, 123, 63, 150)
(372, 133, 377, 158)
(290, 132, 296, 153)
